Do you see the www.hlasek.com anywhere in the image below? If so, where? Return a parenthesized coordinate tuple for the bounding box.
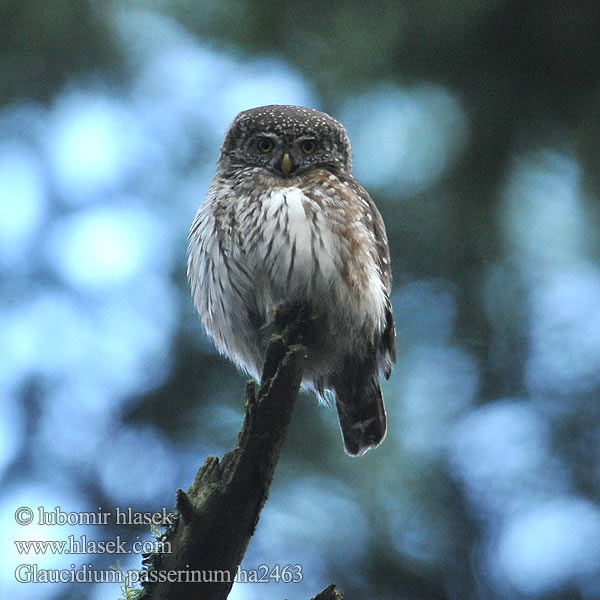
(15, 563, 304, 585)
(15, 535, 170, 556)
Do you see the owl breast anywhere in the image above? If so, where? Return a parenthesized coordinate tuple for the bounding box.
(188, 171, 387, 389)
(248, 187, 340, 317)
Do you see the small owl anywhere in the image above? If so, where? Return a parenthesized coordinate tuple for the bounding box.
(188, 105, 395, 456)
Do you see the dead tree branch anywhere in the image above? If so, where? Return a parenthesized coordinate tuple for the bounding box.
(137, 311, 344, 599)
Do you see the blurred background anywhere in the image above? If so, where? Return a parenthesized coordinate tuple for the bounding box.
(2, 1, 600, 599)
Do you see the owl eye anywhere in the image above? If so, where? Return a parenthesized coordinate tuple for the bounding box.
(257, 137, 274, 153)
(300, 139, 316, 155)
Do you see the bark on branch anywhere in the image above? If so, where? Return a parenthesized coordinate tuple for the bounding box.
(137, 312, 343, 600)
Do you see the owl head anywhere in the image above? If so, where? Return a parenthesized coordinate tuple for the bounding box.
(218, 105, 353, 178)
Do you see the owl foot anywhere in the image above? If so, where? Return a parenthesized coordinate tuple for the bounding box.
(273, 302, 319, 346)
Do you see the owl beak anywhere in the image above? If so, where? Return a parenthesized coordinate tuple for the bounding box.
(280, 153, 292, 177)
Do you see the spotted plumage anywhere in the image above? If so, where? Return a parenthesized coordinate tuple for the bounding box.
(188, 105, 395, 456)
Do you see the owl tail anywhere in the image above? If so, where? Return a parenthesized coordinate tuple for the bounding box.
(334, 371, 387, 457)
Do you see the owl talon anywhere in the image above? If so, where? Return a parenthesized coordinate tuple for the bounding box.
(273, 301, 299, 326)
(273, 302, 318, 345)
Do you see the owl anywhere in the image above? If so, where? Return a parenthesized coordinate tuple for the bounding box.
(188, 105, 395, 456)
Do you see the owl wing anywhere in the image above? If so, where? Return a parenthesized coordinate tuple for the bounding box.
(348, 178, 396, 378)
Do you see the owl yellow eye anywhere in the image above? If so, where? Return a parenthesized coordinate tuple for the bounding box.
(257, 137, 274, 153)
(300, 139, 316, 155)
